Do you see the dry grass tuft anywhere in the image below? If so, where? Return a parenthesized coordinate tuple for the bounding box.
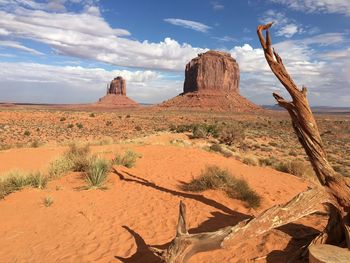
(181, 165, 261, 208)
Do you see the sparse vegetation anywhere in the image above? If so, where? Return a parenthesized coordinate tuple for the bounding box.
(43, 196, 53, 207)
(76, 123, 83, 129)
(48, 156, 73, 179)
(84, 158, 110, 189)
(24, 130, 30, 136)
(64, 143, 91, 172)
(89, 113, 95, 117)
(181, 166, 261, 208)
(0, 170, 48, 199)
(113, 150, 140, 168)
(60, 117, 66, 122)
(218, 125, 245, 146)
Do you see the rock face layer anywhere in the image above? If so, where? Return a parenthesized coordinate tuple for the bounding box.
(97, 76, 138, 108)
(184, 50, 240, 94)
(159, 50, 260, 112)
(108, 76, 126, 95)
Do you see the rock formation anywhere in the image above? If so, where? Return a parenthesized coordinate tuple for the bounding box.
(184, 50, 240, 94)
(108, 76, 126, 95)
(159, 50, 261, 112)
(97, 76, 139, 108)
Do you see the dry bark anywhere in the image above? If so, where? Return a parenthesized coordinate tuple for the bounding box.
(149, 188, 334, 263)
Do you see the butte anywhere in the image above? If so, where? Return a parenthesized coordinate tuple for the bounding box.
(97, 76, 139, 108)
(159, 50, 261, 112)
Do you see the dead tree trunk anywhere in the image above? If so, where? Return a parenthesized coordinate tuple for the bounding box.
(257, 23, 350, 209)
(119, 23, 350, 263)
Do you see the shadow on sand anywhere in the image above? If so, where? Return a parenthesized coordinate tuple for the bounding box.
(113, 169, 321, 262)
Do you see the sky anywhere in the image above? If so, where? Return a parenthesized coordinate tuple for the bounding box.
(0, 0, 349, 106)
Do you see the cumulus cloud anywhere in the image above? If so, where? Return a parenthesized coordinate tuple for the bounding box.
(229, 33, 350, 106)
(164, 18, 211, 33)
(0, 4, 206, 71)
(270, 0, 350, 16)
(0, 62, 182, 103)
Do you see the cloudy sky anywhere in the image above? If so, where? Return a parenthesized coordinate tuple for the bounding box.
(0, 0, 349, 106)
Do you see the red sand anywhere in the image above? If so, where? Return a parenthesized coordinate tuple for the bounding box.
(0, 134, 326, 262)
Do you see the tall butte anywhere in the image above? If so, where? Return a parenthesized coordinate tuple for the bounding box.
(159, 50, 260, 112)
(97, 76, 139, 107)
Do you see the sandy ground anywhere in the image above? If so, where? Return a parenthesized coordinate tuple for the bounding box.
(0, 133, 327, 263)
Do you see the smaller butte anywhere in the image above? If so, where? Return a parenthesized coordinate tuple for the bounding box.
(97, 76, 139, 108)
(159, 50, 261, 112)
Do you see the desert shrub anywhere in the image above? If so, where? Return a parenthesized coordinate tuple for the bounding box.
(76, 123, 83, 129)
(0, 170, 48, 199)
(2, 171, 29, 191)
(135, 125, 142, 131)
(259, 157, 278, 167)
(181, 166, 261, 208)
(242, 156, 258, 166)
(210, 144, 222, 153)
(89, 113, 95, 117)
(192, 124, 219, 139)
(170, 124, 193, 133)
(24, 130, 30, 136)
(43, 196, 53, 207)
(48, 156, 73, 179)
(192, 125, 207, 138)
(274, 160, 308, 177)
(218, 125, 245, 146)
(113, 150, 140, 168)
(28, 172, 48, 189)
(67, 123, 74, 128)
(64, 143, 91, 172)
(106, 121, 112, 126)
(289, 150, 298, 156)
(60, 117, 66, 122)
(85, 158, 110, 189)
(126, 114, 131, 118)
(30, 139, 41, 148)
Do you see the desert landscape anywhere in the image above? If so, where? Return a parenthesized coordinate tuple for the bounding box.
(1, 1, 350, 263)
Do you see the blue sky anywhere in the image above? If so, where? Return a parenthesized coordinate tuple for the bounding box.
(0, 0, 349, 106)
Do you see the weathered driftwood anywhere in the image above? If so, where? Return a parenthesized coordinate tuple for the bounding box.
(148, 188, 334, 263)
(119, 23, 350, 263)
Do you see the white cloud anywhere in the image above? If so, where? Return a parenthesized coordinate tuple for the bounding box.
(0, 62, 182, 103)
(228, 32, 349, 106)
(0, 6, 206, 71)
(271, 0, 350, 16)
(211, 1, 224, 10)
(260, 10, 302, 38)
(0, 40, 44, 55)
(164, 18, 211, 33)
(212, 35, 237, 42)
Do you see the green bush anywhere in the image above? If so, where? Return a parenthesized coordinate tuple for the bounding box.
(181, 166, 261, 208)
(85, 158, 110, 189)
